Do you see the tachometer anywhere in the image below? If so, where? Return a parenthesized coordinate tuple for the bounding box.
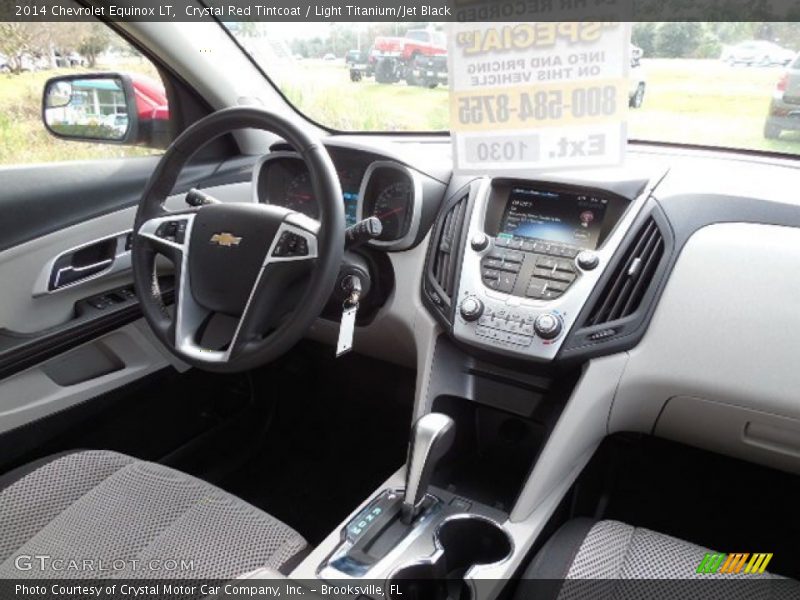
(285, 172, 319, 219)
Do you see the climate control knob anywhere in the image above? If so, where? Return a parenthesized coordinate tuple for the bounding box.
(534, 313, 563, 340)
(459, 297, 484, 322)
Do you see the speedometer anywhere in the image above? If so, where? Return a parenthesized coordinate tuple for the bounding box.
(361, 163, 418, 246)
(371, 181, 413, 241)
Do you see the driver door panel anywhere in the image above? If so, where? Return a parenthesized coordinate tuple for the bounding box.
(0, 157, 255, 435)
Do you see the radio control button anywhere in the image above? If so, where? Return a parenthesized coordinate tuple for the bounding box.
(548, 270, 576, 283)
(536, 257, 558, 269)
(502, 250, 525, 263)
(495, 273, 517, 292)
(545, 280, 570, 293)
(560, 246, 581, 258)
(483, 258, 504, 270)
(499, 262, 521, 274)
(555, 259, 577, 273)
(482, 269, 500, 282)
(471, 233, 490, 252)
(526, 279, 548, 299)
(577, 251, 600, 271)
(534, 267, 570, 281)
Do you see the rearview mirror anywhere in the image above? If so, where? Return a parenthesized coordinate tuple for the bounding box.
(42, 72, 172, 148)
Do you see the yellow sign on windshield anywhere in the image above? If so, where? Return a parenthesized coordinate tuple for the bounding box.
(449, 21, 630, 175)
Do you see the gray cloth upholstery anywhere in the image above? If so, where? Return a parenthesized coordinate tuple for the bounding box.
(0, 450, 307, 579)
(517, 520, 799, 600)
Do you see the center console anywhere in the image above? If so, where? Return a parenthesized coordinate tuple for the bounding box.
(287, 171, 666, 599)
(317, 413, 511, 588)
(426, 176, 652, 362)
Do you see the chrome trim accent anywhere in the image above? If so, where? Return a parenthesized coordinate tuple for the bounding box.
(137, 216, 188, 252)
(357, 161, 424, 251)
(32, 230, 133, 297)
(385, 514, 514, 595)
(52, 258, 113, 289)
(402, 413, 455, 523)
(251, 151, 306, 205)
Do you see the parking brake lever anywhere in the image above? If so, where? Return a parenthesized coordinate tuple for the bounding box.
(401, 413, 455, 524)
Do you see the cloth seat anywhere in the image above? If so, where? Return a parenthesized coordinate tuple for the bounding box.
(516, 518, 798, 600)
(0, 450, 307, 579)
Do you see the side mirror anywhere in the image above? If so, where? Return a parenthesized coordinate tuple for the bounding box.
(42, 72, 171, 148)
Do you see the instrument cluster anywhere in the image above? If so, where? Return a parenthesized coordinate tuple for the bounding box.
(254, 152, 421, 250)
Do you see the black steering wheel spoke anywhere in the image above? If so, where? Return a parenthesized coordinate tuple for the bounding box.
(227, 214, 320, 357)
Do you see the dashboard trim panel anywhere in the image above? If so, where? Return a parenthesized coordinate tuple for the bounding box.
(357, 160, 424, 252)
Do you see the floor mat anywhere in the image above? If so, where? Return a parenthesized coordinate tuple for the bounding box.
(219, 341, 416, 545)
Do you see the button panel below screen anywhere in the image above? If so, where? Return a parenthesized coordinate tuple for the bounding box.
(480, 237, 580, 299)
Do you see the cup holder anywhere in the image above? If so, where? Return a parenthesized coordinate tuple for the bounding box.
(388, 516, 512, 600)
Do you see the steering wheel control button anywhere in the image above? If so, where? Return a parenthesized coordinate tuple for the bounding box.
(459, 297, 484, 322)
(470, 233, 490, 252)
(273, 231, 309, 258)
(577, 250, 600, 271)
(534, 313, 563, 340)
(155, 220, 187, 244)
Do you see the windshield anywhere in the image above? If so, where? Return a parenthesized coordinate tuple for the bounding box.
(226, 21, 800, 156)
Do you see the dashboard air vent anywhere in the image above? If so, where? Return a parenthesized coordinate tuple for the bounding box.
(431, 195, 468, 303)
(587, 217, 664, 326)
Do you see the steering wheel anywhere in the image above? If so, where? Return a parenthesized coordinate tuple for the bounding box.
(132, 107, 344, 372)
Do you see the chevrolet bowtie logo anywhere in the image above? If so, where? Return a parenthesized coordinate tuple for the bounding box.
(209, 232, 242, 247)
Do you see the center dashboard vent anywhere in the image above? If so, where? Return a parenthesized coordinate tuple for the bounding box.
(586, 216, 665, 326)
(427, 194, 469, 312)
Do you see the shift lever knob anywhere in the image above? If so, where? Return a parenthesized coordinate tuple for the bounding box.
(401, 412, 455, 524)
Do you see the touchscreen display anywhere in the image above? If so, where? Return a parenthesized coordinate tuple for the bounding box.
(499, 188, 608, 249)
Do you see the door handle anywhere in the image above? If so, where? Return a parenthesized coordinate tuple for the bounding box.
(47, 237, 118, 292)
(32, 230, 134, 297)
(52, 258, 114, 289)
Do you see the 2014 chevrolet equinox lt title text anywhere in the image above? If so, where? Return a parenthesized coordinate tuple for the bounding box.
(0, 3, 799, 600)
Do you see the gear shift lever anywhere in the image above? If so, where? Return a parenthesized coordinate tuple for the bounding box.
(401, 412, 455, 524)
